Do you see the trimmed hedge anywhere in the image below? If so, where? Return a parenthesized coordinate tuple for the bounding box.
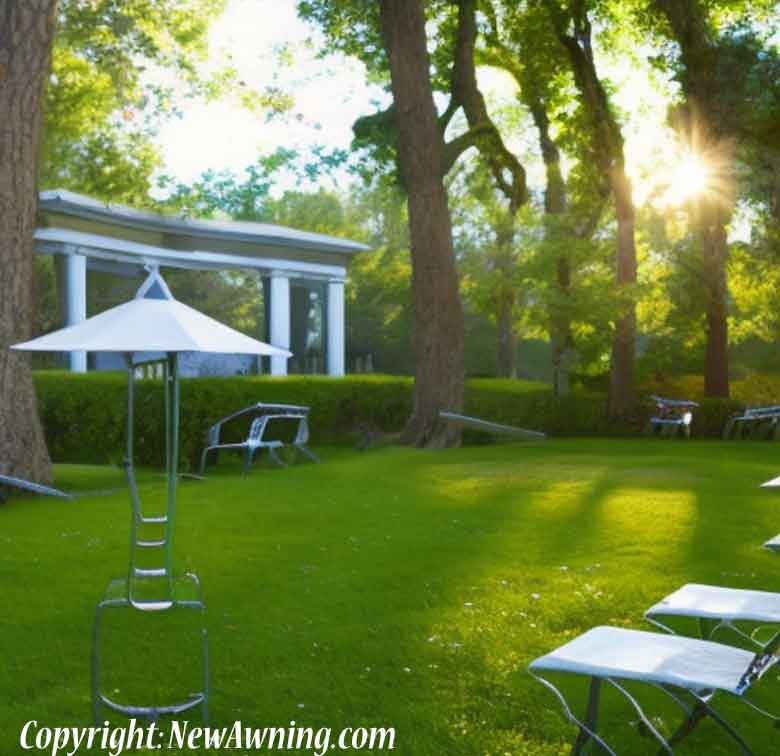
(33, 372, 747, 468)
(642, 373, 780, 406)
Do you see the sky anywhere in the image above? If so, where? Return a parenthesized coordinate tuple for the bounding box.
(156, 0, 387, 188)
(155, 0, 593, 193)
(153, 0, 735, 229)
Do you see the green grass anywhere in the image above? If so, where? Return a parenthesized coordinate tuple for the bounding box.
(3, 439, 780, 754)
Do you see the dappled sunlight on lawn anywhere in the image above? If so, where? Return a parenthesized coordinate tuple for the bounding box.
(4, 441, 780, 754)
(527, 477, 606, 521)
(594, 487, 697, 557)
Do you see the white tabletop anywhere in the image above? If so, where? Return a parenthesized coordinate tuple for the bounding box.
(530, 626, 753, 694)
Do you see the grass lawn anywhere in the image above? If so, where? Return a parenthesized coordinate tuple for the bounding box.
(3, 439, 780, 754)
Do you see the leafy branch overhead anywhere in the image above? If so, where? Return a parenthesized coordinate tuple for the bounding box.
(446, 0, 526, 210)
(313, 0, 526, 207)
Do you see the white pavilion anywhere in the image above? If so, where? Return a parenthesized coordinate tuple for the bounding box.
(35, 190, 368, 377)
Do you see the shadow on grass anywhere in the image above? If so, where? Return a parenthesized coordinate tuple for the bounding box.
(3, 442, 780, 754)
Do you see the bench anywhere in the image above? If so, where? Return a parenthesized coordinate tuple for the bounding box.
(199, 403, 319, 474)
(647, 395, 698, 438)
(723, 405, 780, 440)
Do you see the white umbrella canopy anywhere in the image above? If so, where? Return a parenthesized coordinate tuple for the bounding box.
(9, 269, 291, 613)
(12, 297, 291, 358)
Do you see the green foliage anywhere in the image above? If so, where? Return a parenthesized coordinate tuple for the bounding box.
(452, 165, 524, 336)
(33, 372, 759, 470)
(728, 243, 780, 345)
(41, 0, 249, 204)
(40, 44, 163, 204)
(160, 149, 300, 220)
(38, 0, 780, 388)
(296, 0, 385, 78)
(346, 245, 415, 374)
(642, 371, 780, 406)
(34, 373, 417, 468)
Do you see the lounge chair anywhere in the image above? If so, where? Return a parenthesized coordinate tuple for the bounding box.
(646, 583, 780, 647)
(529, 625, 780, 754)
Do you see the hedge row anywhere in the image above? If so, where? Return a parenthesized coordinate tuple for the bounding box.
(33, 372, 746, 469)
(641, 373, 780, 406)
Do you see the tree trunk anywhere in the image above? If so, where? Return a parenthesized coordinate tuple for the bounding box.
(608, 175, 638, 415)
(378, 0, 465, 447)
(551, 256, 572, 395)
(651, 0, 731, 397)
(701, 198, 730, 396)
(496, 288, 517, 379)
(494, 220, 518, 379)
(0, 1, 58, 485)
(550, 7, 637, 416)
(528, 96, 573, 395)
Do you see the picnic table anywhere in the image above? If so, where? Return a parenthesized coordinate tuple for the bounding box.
(199, 402, 319, 474)
(647, 395, 698, 438)
(723, 404, 780, 440)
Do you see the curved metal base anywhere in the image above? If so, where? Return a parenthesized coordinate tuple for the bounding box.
(92, 573, 209, 725)
(531, 670, 766, 755)
(529, 672, 617, 755)
(99, 692, 205, 719)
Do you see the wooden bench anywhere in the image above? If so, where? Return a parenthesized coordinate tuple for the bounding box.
(647, 395, 698, 438)
(723, 405, 780, 440)
(199, 403, 319, 474)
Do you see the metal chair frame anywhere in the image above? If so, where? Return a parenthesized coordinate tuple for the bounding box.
(647, 610, 776, 650)
(530, 630, 780, 754)
(723, 405, 780, 440)
(199, 403, 319, 474)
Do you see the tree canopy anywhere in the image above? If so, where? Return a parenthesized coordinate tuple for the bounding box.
(26, 0, 780, 401)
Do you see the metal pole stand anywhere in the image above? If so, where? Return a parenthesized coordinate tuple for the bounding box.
(91, 355, 209, 724)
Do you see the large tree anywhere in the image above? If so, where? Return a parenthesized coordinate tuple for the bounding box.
(651, 0, 730, 397)
(0, 1, 60, 485)
(479, 1, 607, 393)
(540, 0, 639, 415)
(451, 0, 527, 378)
(300, 0, 529, 441)
(377, 0, 465, 446)
(647, 0, 755, 397)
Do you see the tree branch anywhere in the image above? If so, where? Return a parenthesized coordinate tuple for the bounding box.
(450, 0, 527, 212)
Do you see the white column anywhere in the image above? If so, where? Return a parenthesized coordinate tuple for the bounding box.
(64, 253, 87, 372)
(269, 274, 290, 376)
(327, 279, 345, 377)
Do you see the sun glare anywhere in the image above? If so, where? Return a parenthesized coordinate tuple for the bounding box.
(662, 152, 711, 207)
